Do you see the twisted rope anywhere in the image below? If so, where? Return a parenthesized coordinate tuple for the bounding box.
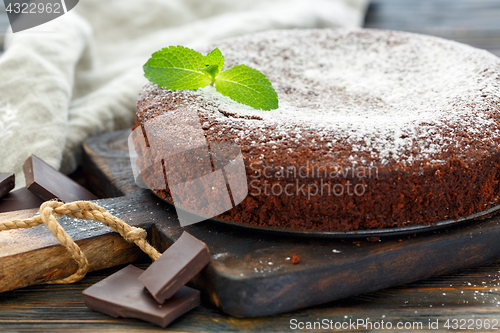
(0, 200, 160, 284)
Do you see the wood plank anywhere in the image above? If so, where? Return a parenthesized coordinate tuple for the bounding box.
(2, 262, 500, 332)
(364, 0, 500, 54)
(82, 130, 138, 198)
(0, 195, 153, 292)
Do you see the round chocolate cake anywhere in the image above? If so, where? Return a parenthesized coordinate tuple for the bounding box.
(135, 28, 500, 232)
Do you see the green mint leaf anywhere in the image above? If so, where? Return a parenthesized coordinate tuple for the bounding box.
(215, 64, 278, 110)
(199, 64, 220, 82)
(143, 46, 211, 90)
(204, 47, 224, 71)
(144, 46, 279, 110)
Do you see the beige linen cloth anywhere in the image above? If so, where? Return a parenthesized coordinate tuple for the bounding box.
(0, 0, 367, 189)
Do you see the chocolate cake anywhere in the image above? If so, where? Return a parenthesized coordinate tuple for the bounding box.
(134, 28, 500, 232)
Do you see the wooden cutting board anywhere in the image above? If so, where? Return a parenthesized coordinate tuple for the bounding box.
(2, 129, 500, 318)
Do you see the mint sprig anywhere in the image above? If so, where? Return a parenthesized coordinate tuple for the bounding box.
(143, 46, 278, 110)
(215, 65, 279, 111)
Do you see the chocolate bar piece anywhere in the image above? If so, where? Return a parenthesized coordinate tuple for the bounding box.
(83, 265, 200, 328)
(0, 188, 44, 213)
(0, 173, 14, 199)
(23, 155, 97, 202)
(139, 232, 211, 303)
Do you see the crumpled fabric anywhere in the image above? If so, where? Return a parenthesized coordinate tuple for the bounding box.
(0, 0, 367, 189)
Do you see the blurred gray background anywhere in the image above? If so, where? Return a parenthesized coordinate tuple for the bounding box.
(2, 0, 496, 56)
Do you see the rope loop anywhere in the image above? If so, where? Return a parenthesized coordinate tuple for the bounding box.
(0, 200, 161, 284)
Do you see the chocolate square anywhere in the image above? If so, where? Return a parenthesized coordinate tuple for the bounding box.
(0, 173, 14, 199)
(23, 155, 97, 202)
(139, 232, 211, 303)
(82, 265, 200, 328)
(0, 188, 44, 213)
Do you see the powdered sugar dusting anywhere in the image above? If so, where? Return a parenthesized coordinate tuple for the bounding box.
(138, 29, 500, 168)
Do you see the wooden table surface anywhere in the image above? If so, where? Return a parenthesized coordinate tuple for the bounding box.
(2, 0, 500, 332)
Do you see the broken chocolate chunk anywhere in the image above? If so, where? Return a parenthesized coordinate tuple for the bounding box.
(23, 154, 97, 202)
(82, 265, 200, 328)
(139, 231, 211, 304)
(0, 188, 44, 213)
(0, 173, 14, 199)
